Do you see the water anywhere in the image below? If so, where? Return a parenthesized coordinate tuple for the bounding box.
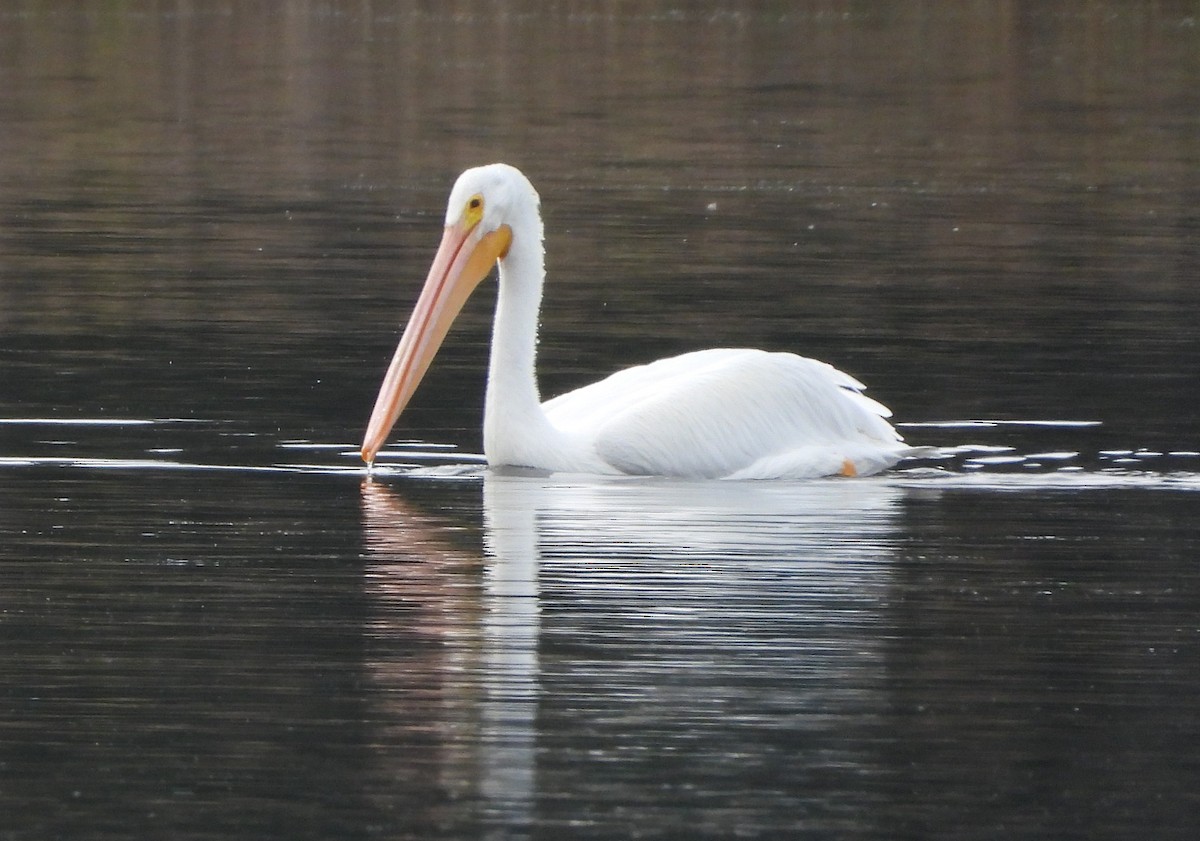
(2, 3, 1198, 839)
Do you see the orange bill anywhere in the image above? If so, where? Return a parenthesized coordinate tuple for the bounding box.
(361, 219, 511, 466)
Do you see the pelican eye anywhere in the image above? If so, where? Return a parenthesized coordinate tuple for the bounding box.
(464, 194, 485, 226)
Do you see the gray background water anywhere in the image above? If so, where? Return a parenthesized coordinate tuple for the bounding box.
(1, 3, 1198, 839)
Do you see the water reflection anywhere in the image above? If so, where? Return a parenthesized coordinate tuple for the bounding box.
(361, 473, 903, 836)
(3, 2, 1198, 837)
(357, 468, 1200, 838)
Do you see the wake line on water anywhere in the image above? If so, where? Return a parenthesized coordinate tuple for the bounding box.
(1, 417, 1196, 489)
(2, 453, 1198, 490)
(891, 467, 1200, 492)
(0, 417, 204, 426)
(898, 419, 1104, 428)
(0, 455, 363, 475)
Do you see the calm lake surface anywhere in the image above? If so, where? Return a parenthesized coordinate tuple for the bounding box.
(2, 2, 1198, 839)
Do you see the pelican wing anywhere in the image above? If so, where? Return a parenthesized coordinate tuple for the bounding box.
(543, 348, 904, 479)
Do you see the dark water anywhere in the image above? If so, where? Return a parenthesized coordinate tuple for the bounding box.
(2, 3, 1199, 839)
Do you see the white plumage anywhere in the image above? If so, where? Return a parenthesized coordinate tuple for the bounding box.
(362, 164, 917, 479)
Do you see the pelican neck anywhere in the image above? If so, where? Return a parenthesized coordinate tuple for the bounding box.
(482, 230, 561, 465)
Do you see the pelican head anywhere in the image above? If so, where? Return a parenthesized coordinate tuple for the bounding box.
(360, 164, 541, 466)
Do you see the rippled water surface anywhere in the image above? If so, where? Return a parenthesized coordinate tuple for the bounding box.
(2, 3, 1198, 839)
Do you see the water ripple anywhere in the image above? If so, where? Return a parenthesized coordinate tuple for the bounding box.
(2, 417, 1198, 490)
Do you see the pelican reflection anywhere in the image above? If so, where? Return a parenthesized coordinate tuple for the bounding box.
(360, 473, 904, 836)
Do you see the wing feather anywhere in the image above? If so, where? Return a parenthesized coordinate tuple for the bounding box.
(543, 348, 903, 479)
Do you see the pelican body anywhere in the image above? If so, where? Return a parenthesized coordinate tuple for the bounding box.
(362, 164, 915, 479)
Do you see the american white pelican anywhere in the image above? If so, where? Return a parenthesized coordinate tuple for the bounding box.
(361, 164, 918, 479)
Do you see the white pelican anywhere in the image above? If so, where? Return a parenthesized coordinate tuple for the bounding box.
(361, 164, 918, 479)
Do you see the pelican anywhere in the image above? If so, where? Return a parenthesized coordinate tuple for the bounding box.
(361, 164, 918, 479)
